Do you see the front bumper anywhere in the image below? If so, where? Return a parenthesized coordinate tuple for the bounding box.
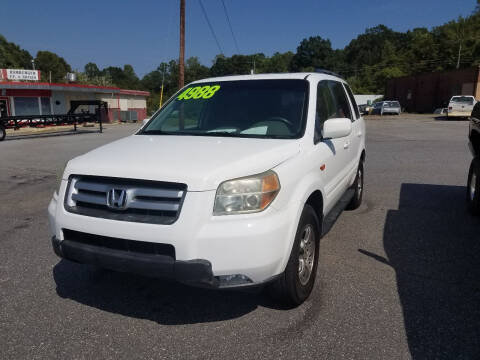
(48, 183, 299, 286)
(51, 236, 219, 287)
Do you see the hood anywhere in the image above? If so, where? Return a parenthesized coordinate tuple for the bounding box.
(65, 134, 300, 191)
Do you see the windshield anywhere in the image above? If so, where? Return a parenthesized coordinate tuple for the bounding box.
(140, 79, 309, 139)
(451, 96, 473, 105)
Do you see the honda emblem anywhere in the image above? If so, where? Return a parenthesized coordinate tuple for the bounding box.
(107, 188, 128, 210)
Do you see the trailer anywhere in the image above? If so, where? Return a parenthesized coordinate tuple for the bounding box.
(0, 100, 107, 141)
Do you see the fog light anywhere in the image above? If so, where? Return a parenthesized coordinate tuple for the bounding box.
(216, 274, 253, 287)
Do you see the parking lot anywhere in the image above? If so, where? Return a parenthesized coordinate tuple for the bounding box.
(1, 115, 479, 359)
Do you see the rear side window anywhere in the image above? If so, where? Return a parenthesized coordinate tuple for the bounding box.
(344, 84, 360, 120)
(328, 81, 352, 121)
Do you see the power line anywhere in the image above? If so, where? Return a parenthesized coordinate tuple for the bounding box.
(221, 0, 240, 54)
(199, 0, 224, 55)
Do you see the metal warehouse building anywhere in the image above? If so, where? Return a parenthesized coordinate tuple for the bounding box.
(386, 66, 480, 113)
(0, 81, 150, 122)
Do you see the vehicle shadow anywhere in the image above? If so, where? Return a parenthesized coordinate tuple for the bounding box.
(362, 183, 480, 358)
(434, 116, 469, 121)
(53, 259, 283, 325)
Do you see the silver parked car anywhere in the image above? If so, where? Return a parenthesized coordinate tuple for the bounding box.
(371, 101, 401, 115)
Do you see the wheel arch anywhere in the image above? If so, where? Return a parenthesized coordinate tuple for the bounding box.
(275, 183, 326, 276)
(470, 130, 480, 157)
(305, 190, 323, 233)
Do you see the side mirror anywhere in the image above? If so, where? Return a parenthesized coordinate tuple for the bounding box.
(322, 118, 352, 139)
(142, 118, 150, 127)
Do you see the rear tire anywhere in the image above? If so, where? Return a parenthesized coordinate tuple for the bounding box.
(0, 125, 5, 141)
(269, 204, 320, 307)
(467, 157, 480, 215)
(346, 161, 364, 210)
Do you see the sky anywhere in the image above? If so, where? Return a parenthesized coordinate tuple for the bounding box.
(1, 0, 476, 77)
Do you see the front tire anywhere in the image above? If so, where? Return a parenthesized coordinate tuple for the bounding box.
(0, 125, 5, 141)
(467, 157, 480, 215)
(346, 161, 364, 210)
(269, 205, 320, 306)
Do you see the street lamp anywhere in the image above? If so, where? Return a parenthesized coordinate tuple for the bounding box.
(31, 59, 35, 70)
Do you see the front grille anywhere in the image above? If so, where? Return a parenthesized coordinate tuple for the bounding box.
(63, 229, 175, 258)
(64, 175, 187, 224)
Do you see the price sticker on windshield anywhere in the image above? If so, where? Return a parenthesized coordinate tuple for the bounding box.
(177, 85, 221, 100)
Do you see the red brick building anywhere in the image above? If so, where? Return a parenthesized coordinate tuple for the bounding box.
(386, 66, 480, 113)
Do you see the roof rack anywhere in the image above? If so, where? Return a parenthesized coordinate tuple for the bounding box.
(314, 69, 343, 79)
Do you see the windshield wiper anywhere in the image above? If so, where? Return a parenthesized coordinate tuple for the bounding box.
(141, 130, 203, 136)
(204, 131, 240, 137)
(140, 129, 292, 139)
(141, 129, 172, 135)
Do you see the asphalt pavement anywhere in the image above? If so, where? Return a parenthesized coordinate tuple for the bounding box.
(1, 116, 479, 359)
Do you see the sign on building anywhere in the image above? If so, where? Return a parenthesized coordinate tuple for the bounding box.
(0, 69, 41, 81)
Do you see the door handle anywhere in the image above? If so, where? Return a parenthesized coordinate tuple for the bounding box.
(344, 141, 350, 149)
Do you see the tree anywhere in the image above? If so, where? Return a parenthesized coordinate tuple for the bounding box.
(141, 64, 165, 93)
(345, 75, 373, 94)
(102, 64, 140, 89)
(185, 57, 210, 83)
(290, 36, 334, 71)
(262, 52, 294, 73)
(35, 51, 71, 82)
(122, 64, 140, 89)
(84, 62, 100, 79)
(0, 34, 33, 69)
(405, 28, 438, 74)
(210, 53, 266, 76)
(141, 57, 210, 114)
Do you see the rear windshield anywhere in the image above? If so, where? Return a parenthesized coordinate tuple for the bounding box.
(451, 96, 474, 105)
(141, 79, 309, 139)
(385, 101, 400, 107)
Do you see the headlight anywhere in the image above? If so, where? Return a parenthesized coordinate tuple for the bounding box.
(213, 170, 280, 215)
(55, 162, 68, 194)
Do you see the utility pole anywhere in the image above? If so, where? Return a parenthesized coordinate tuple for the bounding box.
(456, 42, 462, 69)
(178, 0, 185, 89)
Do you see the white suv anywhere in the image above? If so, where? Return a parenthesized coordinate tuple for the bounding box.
(48, 72, 366, 305)
(447, 95, 477, 118)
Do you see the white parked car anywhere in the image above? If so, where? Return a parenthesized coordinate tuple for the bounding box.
(447, 95, 477, 118)
(48, 72, 366, 305)
(371, 101, 401, 115)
